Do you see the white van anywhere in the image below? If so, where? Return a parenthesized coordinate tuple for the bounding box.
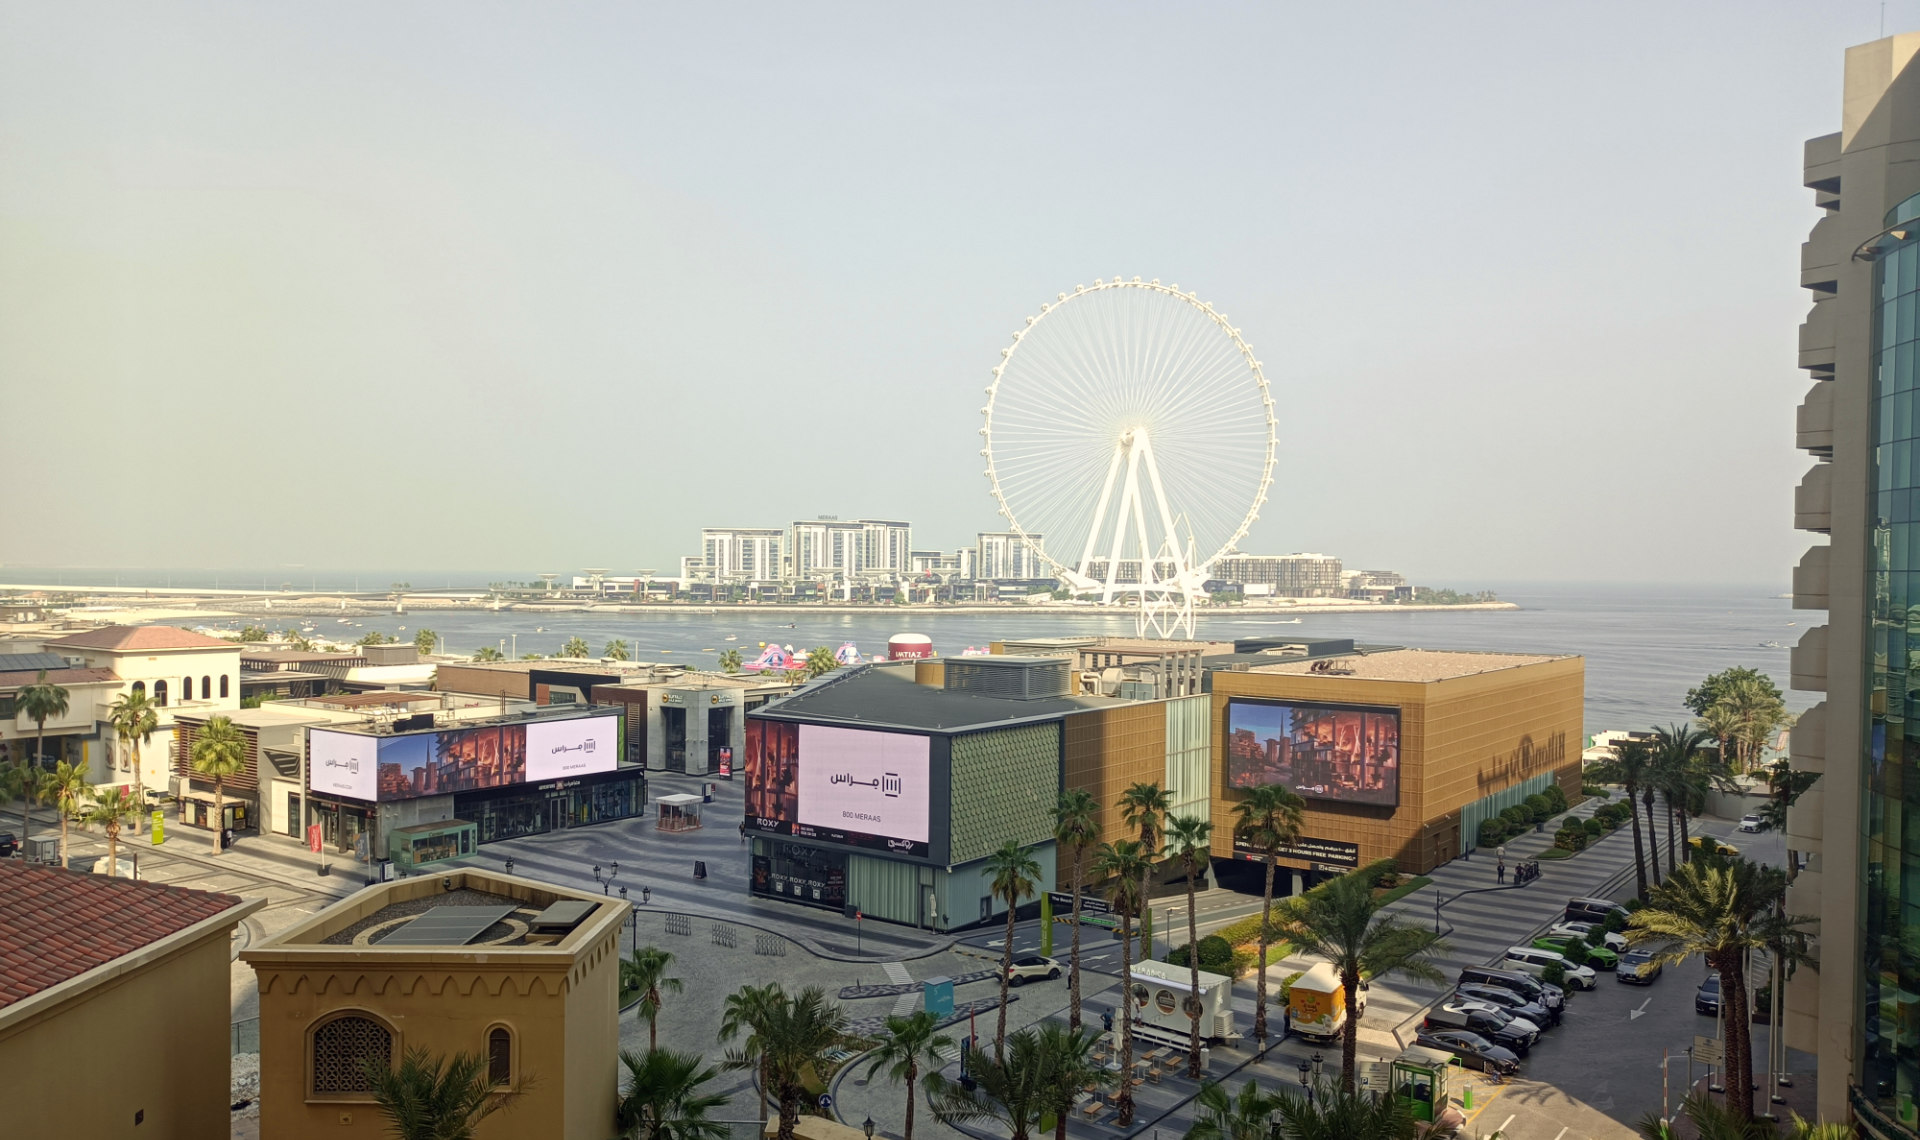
(1500, 946, 1598, 990)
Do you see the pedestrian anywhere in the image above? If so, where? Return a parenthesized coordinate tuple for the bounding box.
(1281, 1001, 1291, 1041)
(1497, 859, 1506, 884)
(1102, 1007, 1114, 1035)
(738, 819, 746, 845)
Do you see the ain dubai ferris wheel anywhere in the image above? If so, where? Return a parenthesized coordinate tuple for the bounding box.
(980, 277, 1277, 639)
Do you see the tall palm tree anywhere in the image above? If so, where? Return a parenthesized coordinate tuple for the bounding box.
(720, 984, 845, 1140)
(1626, 858, 1812, 1121)
(1270, 1079, 1419, 1140)
(17, 670, 70, 772)
(189, 715, 248, 855)
(984, 839, 1042, 1059)
(717, 982, 782, 1125)
(413, 628, 437, 656)
(605, 639, 632, 661)
(615, 1048, 730, 1140)
(1232, 784, 1304, 1045)
(1276, 872, 1449, 1091)
(1653, 723, 1715, 864)
(472, 646, 505, 662)
(1033, 1022, 1112, 1140)
(560, 636, 591, 659)
(718, 649, 743, 675)
(1588, 740, 1655, 899)
(1051, 789, 1101, 1030)
(0, 761, 49, 853)
(1092, 839, 1153, 1126)
(82, 785, 139, 878)
(622, 946, 683, 1052)
(1118, 782, 1171, 959)
(803, 646, 838, 679)
(47, 760, 92, 865)
(924, 1026, 1061, 1140)
(1641, 777, 1662, 885)
(363, 1045, 522, 1140)
(1166, 813, 1214, 1078)
(108, 689, 159, 830)
(862, 1011, 952, 1140)
(1187, 1079, 1280, 1140)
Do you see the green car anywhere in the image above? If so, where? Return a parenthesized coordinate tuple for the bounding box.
(1531, 934, 1618, 970)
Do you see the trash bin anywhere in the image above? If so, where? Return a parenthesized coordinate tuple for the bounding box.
(693, 860, 707, 880)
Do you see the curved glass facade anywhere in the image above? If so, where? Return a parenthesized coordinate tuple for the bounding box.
(1864, 191, 1920, 1126)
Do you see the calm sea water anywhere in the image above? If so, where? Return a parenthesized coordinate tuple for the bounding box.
(116, 577, 1807, 741)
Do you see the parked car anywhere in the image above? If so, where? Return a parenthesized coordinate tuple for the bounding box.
(1548, 920, 1628, 953)
(1501, 946, 1599, 990)
(1423, 1000, 1539, 1053)
(1696, 974, 1722, 1015)
(1617, 949, 1663, 984)
(1006, 954, 1060, 985)
(1531, 933, 1619, 971)
(1454, 983, 1555, 1029)
(1457, 966, 1565, 1023)
(1413, 1029, 1520, 1075)
(0, 832, 14, 858)
(1689, 835, 1740, 857)
(1739, 814, 1766, 833)
(1564, 897, 1630, 925)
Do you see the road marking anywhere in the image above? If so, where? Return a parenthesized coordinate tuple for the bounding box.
(1497, 1114, 1514, 1134)
(1552, 1128, 1568, 1140)
(1629, 996, 1651, 1021)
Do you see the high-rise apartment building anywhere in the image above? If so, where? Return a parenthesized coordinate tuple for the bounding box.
(1785, 34, 1920, 1134)
(857, 520, 912, 575)
(1216, 553, 1344, 597)
(976, 532, 1047, 580)
(790, 518, 867, 579)
(701, 528, 786, 581)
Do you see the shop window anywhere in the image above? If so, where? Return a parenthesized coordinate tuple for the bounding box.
(487, 1026, 513, 1086)
(202, 676, 211, 701)
(311, 1014, 392, 1095)
(153, 681, 168, 707)
(182, 676, 193, 701)
(220, 675, 229, 699)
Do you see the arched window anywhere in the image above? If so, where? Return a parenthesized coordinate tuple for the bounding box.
(153, 681, 167, 707)
(182, 677, 193, 701)
(131, 681, 145, 698)
(487, 1026, 513, 1086)
(201, 676, 211, 702)
(312, 1014, 392, 1095)
(219, 675, 229, 699)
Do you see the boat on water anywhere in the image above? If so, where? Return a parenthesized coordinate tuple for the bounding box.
(725, 634, 737, 641)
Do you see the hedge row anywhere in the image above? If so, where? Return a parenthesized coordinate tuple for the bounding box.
(1474, 784, 1570, 847)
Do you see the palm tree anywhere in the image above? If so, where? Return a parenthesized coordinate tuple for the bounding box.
(1092, 839, 1153, 1126)
(364, 1045, 521, 1140)
(413, 628, 437, 656)
(622, 946, 683, 1052)
(717, 983, 782, 1125)
(47, 760, 92, 865)
(615, 1048, 730, 1140)
(82, 785, 139, 877)
(1653, 723, 1716, 864)
(1051, 789, 1101, 1030)
(1118, 782, 1171, 958)
(924, 1026, 1056, 1140)
(1588, 740, 1655, 899)
(803, 646, 838, 679)
(1270, 1080, 1419, 1140)
(1166, 812, 1213, 1078)
(1636, 1092, 1778, 1140)
(560, 636, 590, 659)
(189, 715, 248, 855)
(718, 649, 743, 674)
(606, 639, 631, 661)
(720, 984, 845, 1140)
(984, 839, 1042, 1059)
(1641, 777, 1662, 885)
(472, 646, 505, 662)
(1626, 858, 1812, 1121)
(862, 1011, 952, 1140)
(1033, 1022, 1112, 1140)
(0, 761, 49, 853)
(1187, 1080, 1280, 1140)
(108, 689, 159, 830)
(1276, 871, 1449, 1091)
(17, 670, 70, 773)
(1232, 783, 1305, 1043)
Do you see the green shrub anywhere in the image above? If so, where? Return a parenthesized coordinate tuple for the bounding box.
(1500, 806, 1527, 829)
(1476, 819, 1506, 848)
(1542, 961, 1567, 987)
(1371, 859, 1399, 888)
(1524, 793, 1551, 819)
(1623, 898, 1646, 913)
(1583, 818, 1604, 838)
(1553, 829, 1584, 852)
(1604, 910, 1628, 933)
(1544, 784, 1569, 812)
(1585, 926, 1608, 948)
(1561, 940, 1590, 967)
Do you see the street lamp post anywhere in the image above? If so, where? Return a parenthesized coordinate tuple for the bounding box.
(620, 886, 636, 947)
(594, 861, 621, 896)
(863, 1117, 875, 1140)
(1297, 1058, 1313, 1107)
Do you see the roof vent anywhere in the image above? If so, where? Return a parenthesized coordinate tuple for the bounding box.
(942, 656, 1070, 700)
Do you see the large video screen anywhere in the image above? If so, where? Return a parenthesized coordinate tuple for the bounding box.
(377, 724, 527, 800)
(744, 719, 932, 857)
(309, 716, 623, 802)
(1226, 699, 1400, 807)
(310, 729, 378, 801)
(526, 715, 620, 782)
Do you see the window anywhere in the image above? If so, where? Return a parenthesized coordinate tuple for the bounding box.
(182, 677, 193, 701)
(131, 681, 145, 698)
(202, 676, 211, 702)
(219, 675, 229, 699)
(312, 1015, 392, 1095)
(487, 1026, 512, 1086)
(153, 681, 167, 707)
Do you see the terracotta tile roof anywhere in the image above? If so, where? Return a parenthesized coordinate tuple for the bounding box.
(44, 626, 237, 652)
(0, 862, 244, 1007)
(0, 667, 118, 688)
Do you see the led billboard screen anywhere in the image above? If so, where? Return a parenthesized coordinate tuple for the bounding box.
(376, 724, 526, 800)
(525, 715, 620, 782)
(1225, 699, 1400, 807)
(744, 719, 932, 857)
(309, 729, 378, 801)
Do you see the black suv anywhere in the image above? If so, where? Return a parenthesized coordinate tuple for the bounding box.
(0, 832, 14, 858)
(1457, 966, 1564, 1024)
(1423, 1001, 1536, 1055)
(1455, 983, 1554, 1031)
(1566, 897, 1630, 925)
(1413, 1029, 1520, 1075)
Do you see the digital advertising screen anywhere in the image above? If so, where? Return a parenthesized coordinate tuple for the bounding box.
(525, 715, 620, 782)
(374, 723, 527, 801)
(743, 719, 932, 857)
(1225, 698, 1400, 807)
(309, 729, 378, 801)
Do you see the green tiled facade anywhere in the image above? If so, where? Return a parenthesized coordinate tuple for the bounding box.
(947, 722, 1062, 864)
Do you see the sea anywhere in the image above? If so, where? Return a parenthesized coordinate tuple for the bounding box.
(32, 573, 1805, 742)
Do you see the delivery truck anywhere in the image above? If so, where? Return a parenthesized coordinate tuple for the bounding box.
(1287, 962, 1365, 1043)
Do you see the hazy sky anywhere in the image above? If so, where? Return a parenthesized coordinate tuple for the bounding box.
(1, 2, 1904, 584)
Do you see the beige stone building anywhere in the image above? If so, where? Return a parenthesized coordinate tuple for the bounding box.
(241, 870, 625, 1139)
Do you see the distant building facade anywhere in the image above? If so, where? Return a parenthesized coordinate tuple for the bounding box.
(1216, 553, 1344, 597)
(701, 527, 786, 581)
(976, 531, 1047, 580)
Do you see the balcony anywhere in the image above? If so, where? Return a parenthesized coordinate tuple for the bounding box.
(1801, 214, 1841, 295)
(1793, 545, 1831, 609)
(1799, 303, 1836, 379)
(1791, 624, 1829, 692)
(1789, 700, 1825, 769)
(1795, 462, 1833, 533)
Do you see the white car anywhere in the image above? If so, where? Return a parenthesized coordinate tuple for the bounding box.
(1501, 946, 1599, 990)
(1739, 814, 1764, 833)
(1006, 954, 1061, 985)
(1549, 921, 1628, 953)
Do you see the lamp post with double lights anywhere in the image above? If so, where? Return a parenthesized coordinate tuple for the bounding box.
(1297, 1058, 1313, 1107)
(620, 886, 637, 948)
(594, 861, 620, 896)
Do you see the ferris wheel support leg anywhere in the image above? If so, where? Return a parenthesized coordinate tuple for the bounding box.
(1135, 430, 1197, 586)
(1077, 441, 1127, 590)
(1103, 441, 1145, 607)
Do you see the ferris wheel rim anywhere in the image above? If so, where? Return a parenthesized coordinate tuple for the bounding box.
(979, 277, 1278, 578)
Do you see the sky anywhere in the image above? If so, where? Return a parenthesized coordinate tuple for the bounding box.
(0, 2, 1906, 585)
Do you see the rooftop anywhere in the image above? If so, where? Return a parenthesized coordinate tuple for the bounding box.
(755, 664, 1115, 732)
(1247, 648, 1569, 683)
(0, 862, 248, 1007)
(0, 666, 118, 689)
(305, 691, 442, 709)
(249, 872, 623, 955)
(45, 625, 237, 652)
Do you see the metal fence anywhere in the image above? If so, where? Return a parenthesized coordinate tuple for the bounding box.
(1457, 771, 1558, 856)
(231, 1017, 259, 1055)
